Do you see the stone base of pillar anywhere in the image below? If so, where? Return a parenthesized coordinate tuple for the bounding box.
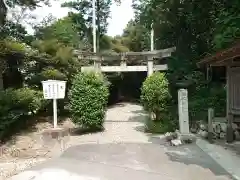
(41, 128, 70, 151)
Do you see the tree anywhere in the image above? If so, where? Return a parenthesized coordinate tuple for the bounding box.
(0, 0, 7, 25)
(121, 19, 150, 51)
(0, 0, 49, 26)
(212, 0, 240, 50)
(34, 16, 85, 49)
(62, 0, 122, 52)
(25, 39, 81, 88)
(1, 21, 28, 40)
(128, 0, 239, 121)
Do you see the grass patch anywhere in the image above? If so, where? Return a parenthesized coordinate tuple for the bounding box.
(144, 117, 177, 134)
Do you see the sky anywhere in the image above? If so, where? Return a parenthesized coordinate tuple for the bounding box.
(16, 0, 134, 37)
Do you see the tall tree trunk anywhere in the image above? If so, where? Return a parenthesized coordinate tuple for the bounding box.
(0, 71, 3, 90)
(0, 0, 7, 26)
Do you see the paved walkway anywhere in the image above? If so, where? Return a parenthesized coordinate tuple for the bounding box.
(9, 103, 234, 180)
(67, 103, 149, 145)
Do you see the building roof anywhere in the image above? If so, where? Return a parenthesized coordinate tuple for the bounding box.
(197, 41, 240, 67)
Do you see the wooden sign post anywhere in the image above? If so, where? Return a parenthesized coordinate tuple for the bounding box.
(42, 80, 66, 128)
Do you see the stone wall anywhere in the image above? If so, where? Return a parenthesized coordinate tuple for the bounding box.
(191, 118, 240, 140)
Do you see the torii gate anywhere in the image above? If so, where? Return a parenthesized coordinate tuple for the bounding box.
(74, 47, 176, 76)
(85, 0, 176, 76)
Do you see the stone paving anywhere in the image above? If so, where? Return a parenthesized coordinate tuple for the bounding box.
(7, 103, 235, 180)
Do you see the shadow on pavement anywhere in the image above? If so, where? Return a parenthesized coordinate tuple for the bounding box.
(148, 136, 235, 179)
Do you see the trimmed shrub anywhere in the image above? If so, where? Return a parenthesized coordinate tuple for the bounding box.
(0, 88, 47, 139)
(141, 72, 171, 121)
(141, 72, 177, 133)
(69, 71, 109, 130)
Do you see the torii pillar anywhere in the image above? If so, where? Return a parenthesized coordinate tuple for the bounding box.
(147, 56, 154, 76)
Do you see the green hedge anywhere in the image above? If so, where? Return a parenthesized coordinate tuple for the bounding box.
(140, 72, 178, 133)
(0, 88, 47, 139)
(141, 72, 170, 121)
(69, 71, 109, 131)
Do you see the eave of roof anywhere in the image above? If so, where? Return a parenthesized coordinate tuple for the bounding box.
(197, 40, 240, 67)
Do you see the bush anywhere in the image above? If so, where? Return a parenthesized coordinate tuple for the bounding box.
(13, 88, 48, 114)
(69, 71, 109, 130)
(145, 117, 177, 134)
(141, 72, 170, 121)
(0, 88, 47, 139)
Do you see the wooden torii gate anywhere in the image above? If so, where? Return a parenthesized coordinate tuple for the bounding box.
(74, 47, 176, 76)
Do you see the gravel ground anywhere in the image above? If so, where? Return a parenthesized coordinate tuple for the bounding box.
(0, 118, 75, 180)
(0, 103, 146, 179)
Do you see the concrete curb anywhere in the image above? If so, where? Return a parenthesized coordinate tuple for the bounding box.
(196, 138, 240, 180)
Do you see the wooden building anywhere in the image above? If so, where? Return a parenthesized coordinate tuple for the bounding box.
(197, 41, 240, 142)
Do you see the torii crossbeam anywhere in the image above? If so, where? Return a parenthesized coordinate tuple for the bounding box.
(74, 47, 176, 76)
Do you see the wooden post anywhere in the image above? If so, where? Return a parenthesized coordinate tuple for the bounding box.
(208, 108, 214, 143)
(227, 113, 234, 143)
(226, 66, 234, 143)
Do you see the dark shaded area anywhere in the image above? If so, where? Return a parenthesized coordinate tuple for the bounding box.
(2, 54, 24, 89)
(107, 72, 147, 105)
(69, 127, 104, 136)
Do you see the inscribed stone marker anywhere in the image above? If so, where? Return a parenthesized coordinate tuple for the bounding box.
(178, 88, 190, 134)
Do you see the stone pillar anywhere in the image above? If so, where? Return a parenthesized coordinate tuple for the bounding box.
(93, 56, 101, 70)
(147, 56, 154, 76)
(120, 54, 126, 67)
(208, 108, 214, 143)
(178, 88, 190, 134)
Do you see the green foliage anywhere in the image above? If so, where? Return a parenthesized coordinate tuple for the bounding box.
(0, 21, 28, 41)
(0, 38, 26, 53)
(24, 39, 80, 88)
(13, 87, 47, 113)
(213, 0, 240, 50)
(62, 0, 112, 51)
(69, 71, 109, 130)
(40, 67, 67, 80)
(0, 88, 47, 139)
(189, 84, 226, 121)
(145, 116, 177, 134)
(129, 0, 239, 126)
(34, 16, 82, 48)
(121, 20, 150, 51)
(141, 72, 170, 121)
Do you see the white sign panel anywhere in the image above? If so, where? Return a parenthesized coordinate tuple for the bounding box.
(42, 80, 66, 99)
